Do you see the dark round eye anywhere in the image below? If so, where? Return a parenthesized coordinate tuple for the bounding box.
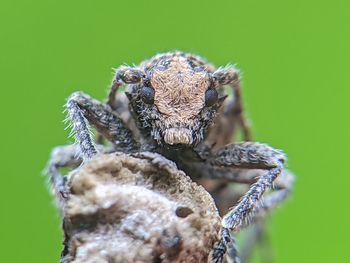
(140, 86, 155, 104)
(205, 88, 218, 106)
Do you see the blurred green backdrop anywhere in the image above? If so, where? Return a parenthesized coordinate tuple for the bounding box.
(1, 0, 349, 262)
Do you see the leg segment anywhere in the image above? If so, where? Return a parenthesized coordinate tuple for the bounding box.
(66, 92, 138, 158)
(107, 66, 145, 109)
(244, 171, 294, 228)
(46, 145, 82, 208)
(213, 228, 241, 263)
(66, 95, 97, 159)
(212, 67, 252, 141)
(214, 142, 285, 230)
(100, 66, 144, 145)
(208, 142, 292, 262)
(209, 171, 293, 262)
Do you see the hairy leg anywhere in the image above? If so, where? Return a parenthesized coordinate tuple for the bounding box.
(230, 170, 294, 231)
(46, 145, 82, 209)
(193, 142, 294, 262)
(216, 141, 285, 219)
(222, 173, 292, 262)
(181, 142, 293, 262)
(209, 171, 293, 263)
(66, 92, 138, 159)
(213, 228, 241, 263)
(236, 170, 294, 263)
(188, 166, 293, 262)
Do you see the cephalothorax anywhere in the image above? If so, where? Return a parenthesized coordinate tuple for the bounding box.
(47, 52, 294, 263)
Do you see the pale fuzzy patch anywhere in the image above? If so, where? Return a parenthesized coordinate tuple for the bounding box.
(163, 127, 193, 145)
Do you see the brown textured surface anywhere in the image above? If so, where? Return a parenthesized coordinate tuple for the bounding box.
(61, 153, 221, 263)
(151, 56, 210, 125)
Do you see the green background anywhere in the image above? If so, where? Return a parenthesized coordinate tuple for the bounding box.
(1, 0, 349, 262)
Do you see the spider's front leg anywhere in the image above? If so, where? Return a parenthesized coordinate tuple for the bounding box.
(66, 92, 138, 159)
(208, 142, 293, 263)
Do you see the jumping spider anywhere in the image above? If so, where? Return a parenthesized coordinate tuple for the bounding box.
(47, 52, 294, 263)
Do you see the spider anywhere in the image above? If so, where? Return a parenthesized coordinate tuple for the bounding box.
(47, 51, 294, 263)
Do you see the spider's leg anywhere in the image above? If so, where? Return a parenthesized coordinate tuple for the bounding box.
(66, 92, 138, 159)
(46, 145, 82, 209)
(212, 66, 252, 141)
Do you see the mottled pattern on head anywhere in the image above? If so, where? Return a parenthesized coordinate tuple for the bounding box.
(126, 52, 224, 146)
(150, 56, 210, 125)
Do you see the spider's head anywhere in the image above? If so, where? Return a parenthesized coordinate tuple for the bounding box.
(120, 55, 226, 147)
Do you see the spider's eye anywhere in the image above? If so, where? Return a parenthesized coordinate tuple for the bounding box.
(140, 86, 155, 104)
(205, 88, 218, 107)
